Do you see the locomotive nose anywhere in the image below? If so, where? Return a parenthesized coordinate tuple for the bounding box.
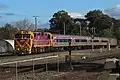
(15, 39, 31, 53)
(19, 39, 27, 45)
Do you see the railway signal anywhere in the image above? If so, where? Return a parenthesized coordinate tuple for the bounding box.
(68, 39, 73, 70)
(91, 27, 95, 51)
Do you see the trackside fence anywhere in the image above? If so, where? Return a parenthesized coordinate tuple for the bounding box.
(0, 55, 60, 80)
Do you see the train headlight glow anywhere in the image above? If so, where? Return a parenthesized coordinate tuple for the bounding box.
(17, 48, 19, 50)
(54, 37, 56, 39)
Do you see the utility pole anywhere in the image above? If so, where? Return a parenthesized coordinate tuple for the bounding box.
(79, 23, 81, 36)
(64, 22, 65, 35)
(33, 16, 39, 31)
(91, 27, 95, 34)
(91, 27, 95, 51)
(108, 22, 114, 51)
(76, 21, 81, 36)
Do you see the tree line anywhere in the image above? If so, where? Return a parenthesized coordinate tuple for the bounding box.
(49, 10, 120, 44)
(0, 10, 120, 44)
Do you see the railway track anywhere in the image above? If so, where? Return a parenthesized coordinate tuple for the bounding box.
(0, 48, 120, 80)
(78, 50, 120, 63)
(0, 48, 119, 63)
(0, 48, 117, 57)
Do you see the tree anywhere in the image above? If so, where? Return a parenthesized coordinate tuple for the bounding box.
(13, 19, 34, 30)
(49, 10, 74, 34)
(98, 28, 114, 37)
(85, 10, 113, 36)
(73, 18, 91, 36)
(0, 23, 18, 39)
(111, 19, 120, 44)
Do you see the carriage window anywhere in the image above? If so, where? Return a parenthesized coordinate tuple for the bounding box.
(59, 39, 64, 42)
(23, 34, 30, 38)
(64, 39, 67, 42)
(57, 39, 71, 42)
(101, 40, 108, 42)
(56, 39, 58, 42)
(68, 39, 71, 42)
(75, 39, 80, 42)
(93, 40, 99, 42)
(81, 39, 87, 42)
(15, 34, 22, 38)
(75, 39, 87, 42)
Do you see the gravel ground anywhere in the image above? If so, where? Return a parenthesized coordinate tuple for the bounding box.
(7, 71, 63, 80)
(0, 48, 119, 80)
(52, 71, 109, 80)
(2, 71, 109, 80)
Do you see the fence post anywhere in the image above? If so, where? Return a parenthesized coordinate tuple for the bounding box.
(16, 62, 18, 80)
(45, 58, 48, 72)
(68, 40, 73, 70)
(32, 59, 35, 78)
(57, 55, 59, 73)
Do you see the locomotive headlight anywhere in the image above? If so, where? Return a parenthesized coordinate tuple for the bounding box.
(17, 48, 19, 50)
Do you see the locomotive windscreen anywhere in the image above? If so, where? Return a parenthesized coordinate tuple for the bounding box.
(15, 34, 30, 38)
(23, 34, 30, 38)
(15, 34, 22, 38)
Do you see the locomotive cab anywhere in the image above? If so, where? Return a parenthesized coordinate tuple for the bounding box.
(14, 30, 34, 54)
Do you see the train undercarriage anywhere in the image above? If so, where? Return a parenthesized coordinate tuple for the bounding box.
(15, 44, 117, 55)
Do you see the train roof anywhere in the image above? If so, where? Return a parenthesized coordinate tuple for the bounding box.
(52, 34, 111, 40)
